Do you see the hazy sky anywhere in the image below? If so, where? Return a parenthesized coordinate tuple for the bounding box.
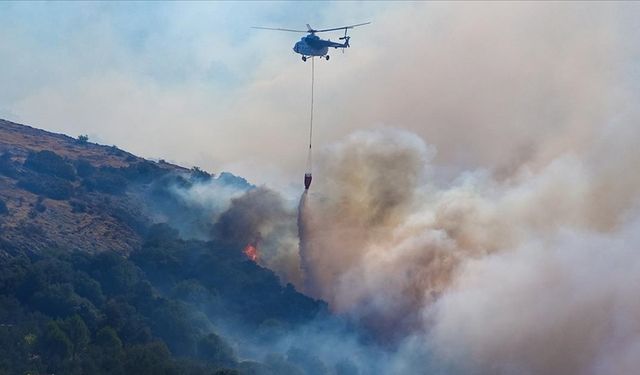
(2, 2, 639, 192)
(5, 4, 640, 372)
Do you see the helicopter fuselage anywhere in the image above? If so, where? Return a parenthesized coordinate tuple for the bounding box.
(293, 34, 347, 57)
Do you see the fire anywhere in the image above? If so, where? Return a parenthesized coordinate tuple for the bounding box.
(243, 243, 259, 262)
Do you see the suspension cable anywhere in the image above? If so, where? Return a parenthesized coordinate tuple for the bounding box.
(307, 57, 315, 173)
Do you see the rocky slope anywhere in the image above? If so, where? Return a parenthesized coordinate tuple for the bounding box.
(0, 118, 239, 257)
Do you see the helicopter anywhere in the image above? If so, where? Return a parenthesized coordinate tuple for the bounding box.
(253, 22, 371, 61)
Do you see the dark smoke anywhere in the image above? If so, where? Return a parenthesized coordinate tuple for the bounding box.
(216, 186, 303, 285)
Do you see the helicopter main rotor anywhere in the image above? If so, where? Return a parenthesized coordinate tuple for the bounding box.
(252, 22, 370, 35)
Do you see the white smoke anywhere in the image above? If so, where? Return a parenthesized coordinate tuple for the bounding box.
(430, 217, 640, 375)
(141, 3, 640, 372)
(294, 118, 640, 373)
(169, 116, 640, 373)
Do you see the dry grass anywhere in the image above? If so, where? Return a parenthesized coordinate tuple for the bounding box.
(0, 119, 184, 256)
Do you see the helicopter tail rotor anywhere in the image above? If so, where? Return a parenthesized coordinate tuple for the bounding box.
(339, 27, 351, 51)
(339, 35, 350, 48)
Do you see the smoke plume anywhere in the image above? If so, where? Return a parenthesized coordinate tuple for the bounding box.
(430, 217, 640, 375)
(170, 116, 640, 373)
(214, 186, 303, 286)
(151, 3, 640, 372)
(284, 5, 640, 372)
(293, 118, 640, 373)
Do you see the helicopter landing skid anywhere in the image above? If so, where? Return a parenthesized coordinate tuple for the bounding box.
(301, 56, 329, 62)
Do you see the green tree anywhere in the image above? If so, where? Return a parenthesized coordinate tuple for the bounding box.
(123, 341, 176, 375)
(42, 321, 72, 369)
(95, 326, 123, 355)
(214, 370, 240, 375)
(196, 333, 237, 368)
(190, 166, 212, 181)
(62, 315, 90, 361)
(151, 300, 206, 356)
(93, 326, 124, 374)
(77, 134, 89, 144)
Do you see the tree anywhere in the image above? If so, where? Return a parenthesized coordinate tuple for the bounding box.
(72, 272, 104, 306)
(95, 326, 123, 354)
(62, 315, 90, 361)
(123, 341, 176, 375)
(90, 252, 142, 296)
(214, 370, 240, 375)
(93, 326, 124, 374)
(151, 300, 206, 356)
(30, 284, 79, 318)
(77, 135, 89, 144)
(190, 166, 212, 181)
(196, 333, 237, 368)
(42, 321, 72, 368)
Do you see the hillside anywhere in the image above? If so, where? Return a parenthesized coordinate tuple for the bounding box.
(0, 119, 186, 256)
(0, 119, 331, 375)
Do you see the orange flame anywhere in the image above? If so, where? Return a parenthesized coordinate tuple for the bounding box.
(243, 243, 259, 262)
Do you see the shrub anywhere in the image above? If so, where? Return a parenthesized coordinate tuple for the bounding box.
(24, 150, 76, 181)
(74, 159, 95, 178)
(123, 161, 167, 183)
(190, 166, 212, 181)
(18, 174, 73, 200)
(0, 199, 7, 215)
(69, 200, 87, 213)
(109, 146, 124, 157)
(217, 172, 252, 190)
(35, 196, 46, 213)
(0, 152, 18, 178)
(109, 205, 148, 234)
(83, 168, 128, 195)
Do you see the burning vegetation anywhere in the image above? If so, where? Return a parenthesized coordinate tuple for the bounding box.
(243, 242, 259, 262)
